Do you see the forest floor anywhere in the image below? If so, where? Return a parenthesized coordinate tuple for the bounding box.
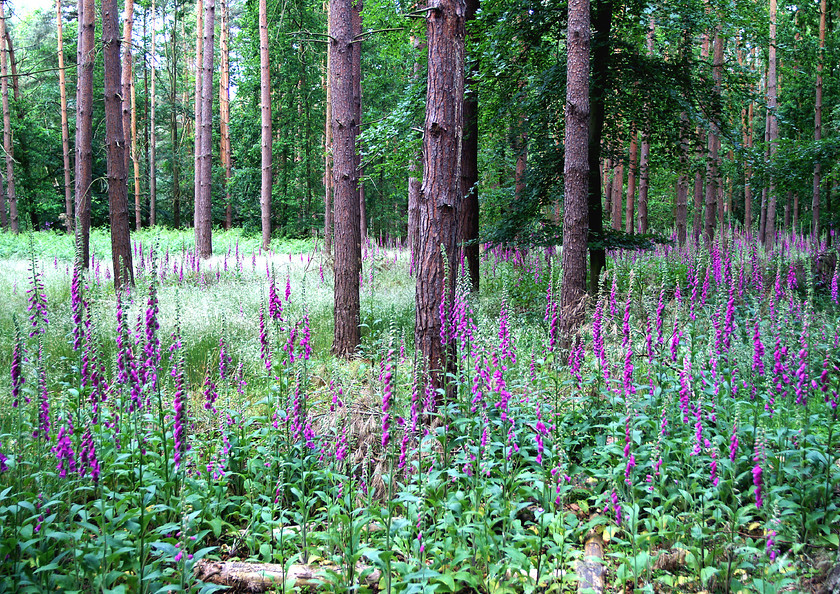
(0, 227, 839, 593)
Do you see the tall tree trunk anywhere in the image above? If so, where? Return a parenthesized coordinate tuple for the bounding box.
(0, 3, 17, 234)
(407, 35, 424, 273)
(813, 0, 826, 240)
(676, 112, 689, 245)
(259, 0, 271, 249)
(0, 166, 5, 229)
(331, 0, 362, 357)
(103, 0, 134, 289)
(193, 0, 203, 230)
(764, 0, 778, 251)
(692, 133, 704, 243)
(170, 9, 181, 228)
(74, 0, 93, 261)
(324, 4, 333, 256)
(3, 29, 17, 102)
(195, 0, 215, 258)
(704, 26, 723, 244)
(57, 0, 74, 233)
(586, 0, 612, 294)
(560, 0, 589, 335)
(352, 0, 365, 241)
(610, 160, 622, 230)
(459, 0, 479, 291)
(149, 0, 157, 226)
(624, 128, 637, 234)
(219, 0, 231, 230)
(514, 116, 527, 201)
(416, 0, 465, 391)
(603, 159, 612, 222)
(121, 0, 139, 229)
(637, 17, 654, 235)
(745, 98, 754, 231)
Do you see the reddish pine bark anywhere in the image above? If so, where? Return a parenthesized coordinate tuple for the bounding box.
(559, 0, 589, 335)
(416, 0, 465, 392)
(196, 0, 215, 258)
(193, 0, 203, 231)
(704, 26, 723, 245)
(330, 0, 362, 357)
(149, 0, 157, 226)
(625, 129, 637, 234)
(764, 0, 778, 250)
(0, 4, 17, 234)
(57, 0, 73, 233)
(74, 0, 94, 262)
(813, 0, 826, 239)
(259, 0, 272, 249)
(103, 0, 134, 289)
(323, 2, 333, 256)
(459, 0, 480, 292)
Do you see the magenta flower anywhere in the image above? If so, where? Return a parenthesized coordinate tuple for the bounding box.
(11, 325, 26, 408)
(35, 358, 50, 441)
(0, 440, 9, 472)
(172, 350, 188, 469)
(767, 530, 778, 561)
(79, 426, 101, 483)
(269, 276, 283, 320)
(203, 371, 218, 413)
(71, 263, 84, 350)
(752, 318, 765, 376)
(26, 259, 49, 337)
(710, 450, 719, 486)
(381, 350, 394, 449)
(301, 314, 312, 361)
(729, 423, 739, 462)
(53, 416, 77, 478)
(258, 304, 272, 372)
(752, 462, 763, 508)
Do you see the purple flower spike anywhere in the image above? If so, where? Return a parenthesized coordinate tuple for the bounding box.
(381, 350, 394, 449)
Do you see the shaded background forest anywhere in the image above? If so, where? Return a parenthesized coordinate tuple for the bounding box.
(2, 0, 839, 243)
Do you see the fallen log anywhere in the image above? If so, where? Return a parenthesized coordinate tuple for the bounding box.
(193, 560, 381, 592)
(575, 529, 605, 594)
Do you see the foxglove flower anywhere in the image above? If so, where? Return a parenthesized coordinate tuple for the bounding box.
(27, 258, 49, 337)
(381, 350, 394, 449)
(79, 426, 101, 483)
(203, 371, 218, 413)
(753, 318, 765, 376)
(258, 304, 272, 372)
(53, 416, 76, 478)
(172, 349, 188, 469)
(752, 461, 763, 508)
(11, 325, 25, 408)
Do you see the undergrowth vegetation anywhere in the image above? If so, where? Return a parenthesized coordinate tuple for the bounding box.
(1, 228, 839, 593)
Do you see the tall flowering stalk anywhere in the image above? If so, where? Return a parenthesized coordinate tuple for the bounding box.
(11, 321, 26, 408)
(258, 303, 272, 372)
(381, 350, 394, 449)
(71, 261, 84, 350)
(621, 286, 635, 399)
(27, 254, 49, 337)
(144, 272, 161, 391)
(752, 317, 765, 376)
(53, 415, 76, 478)
(172, 326, 188, 469)
(35, 342, 50, 441)
(0, 440, 8, 472)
